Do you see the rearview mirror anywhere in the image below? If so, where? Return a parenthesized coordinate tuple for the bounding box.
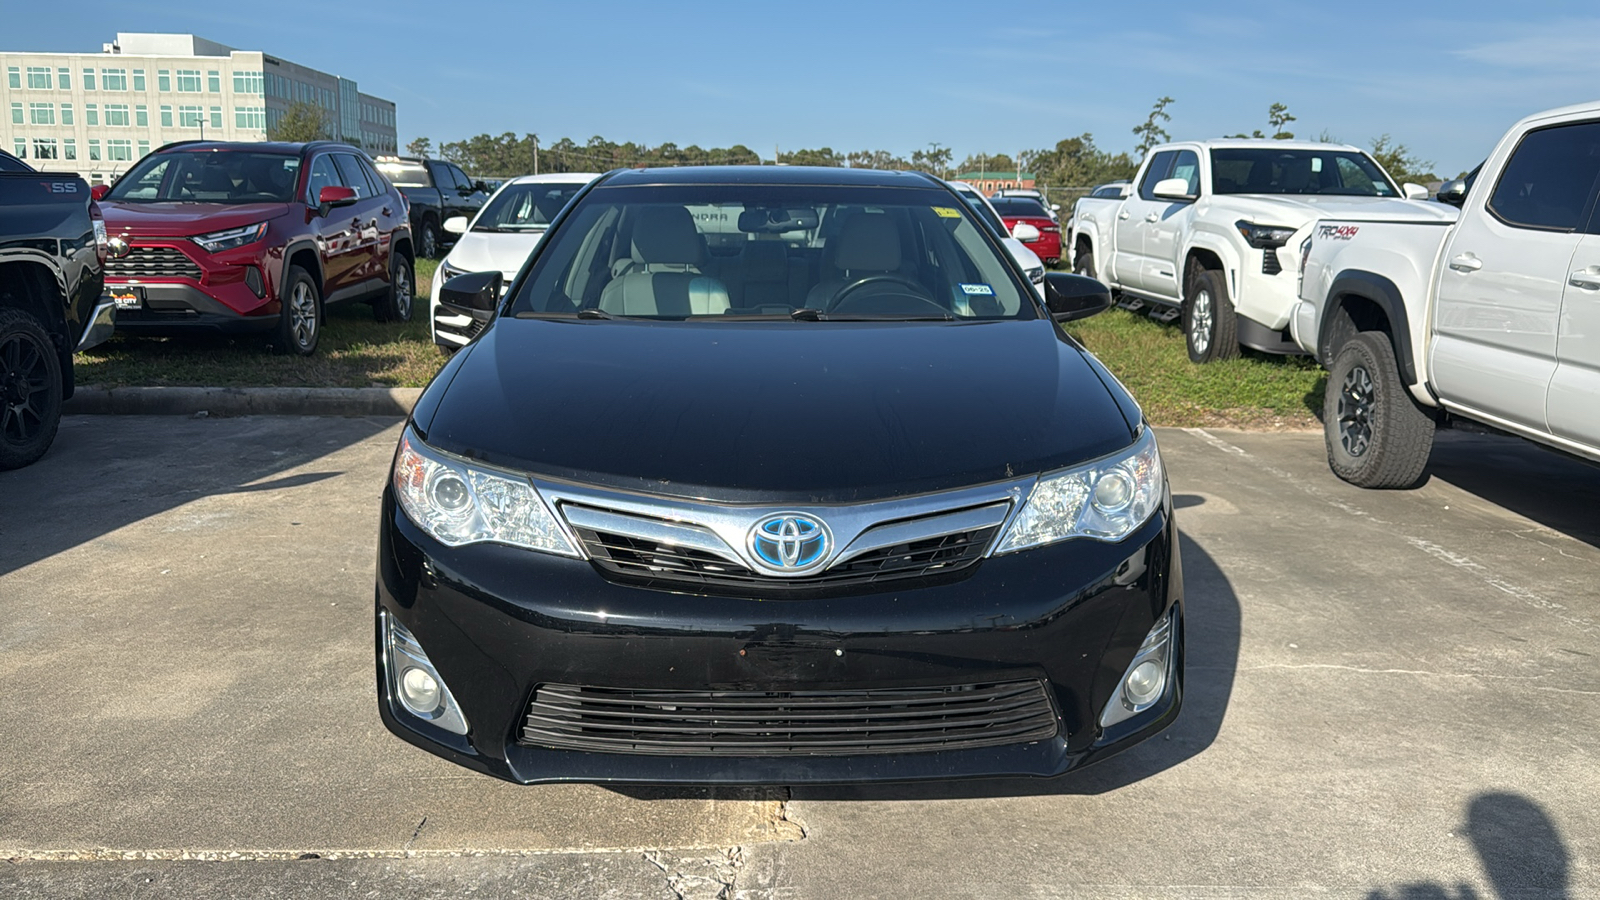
(443, 216, 469, 235)
(1152, 178, 1195, 202)
(1402, 183, 1429, 201)
(439, 270, 503, 313)
(317, 185, 357, 217)
(1011, 222, 1041, 243)
(1436, 179, 1467, 206)
(1043, 272, 1113, 322)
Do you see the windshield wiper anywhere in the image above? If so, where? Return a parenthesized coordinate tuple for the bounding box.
(790, 307, 823, 321)
(791, 308, 955, 322)
(576, 308, 613, 319)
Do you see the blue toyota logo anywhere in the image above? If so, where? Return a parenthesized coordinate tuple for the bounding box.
(749, 514, 830, 573)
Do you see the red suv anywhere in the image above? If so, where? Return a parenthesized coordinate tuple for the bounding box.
(989, 196, 1062, 267)
(96, 140, 415, 355)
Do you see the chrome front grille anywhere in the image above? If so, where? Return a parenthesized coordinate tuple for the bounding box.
(106, 245, 203, 281)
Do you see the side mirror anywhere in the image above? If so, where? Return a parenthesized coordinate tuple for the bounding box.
(1043, 272, 1113, 322)
(317, 185, 358, 217)
(1436, 179, 1467, 207)
(1050, 203, 1061, 212)
(443, 216, 469, 235)
(91, 184, 111, 201)
(1011, 222, 1042, 243)
(439, 270, 503, 313)
(1402, 183, 1430, 201)
(1152, 178, 1196, 202)
(474, 181, 489, 194)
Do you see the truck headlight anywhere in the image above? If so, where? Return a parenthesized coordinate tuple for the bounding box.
(996, 428, 1164, 553)
(392, 428, 578, 556)
(191, 221, 269, 253)
(1235, 220, 1297, 249)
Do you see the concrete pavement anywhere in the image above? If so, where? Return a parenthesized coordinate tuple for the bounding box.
(0, 417, 1594, 897)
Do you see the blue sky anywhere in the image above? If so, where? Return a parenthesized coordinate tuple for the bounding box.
(8, 0, 1599, 177)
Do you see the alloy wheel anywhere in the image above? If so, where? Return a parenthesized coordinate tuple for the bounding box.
(420, 226, 437, 259)
(0, 331, 51, 443)
(1190, 289, 1213, 355)
(395, 266, 413, 320)
(290, 281, 318, 350)
(1338, 364, 1376, 457)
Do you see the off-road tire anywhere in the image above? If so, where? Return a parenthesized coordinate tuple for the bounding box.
(272, 265, 321, 356)
(0, 307, 63, 470)
(373, 253, 414, 323)
(1324, 332, 1435, 489)
(1073, 243, 1095, 279)
(1184, 268, 1239, 363)
(419, 218, 439, 258)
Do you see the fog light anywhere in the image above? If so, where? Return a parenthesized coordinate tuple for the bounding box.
(1124, 660, 1165, 706)
(400, 666, 442, 714)
(1100, 608, 1177, 729)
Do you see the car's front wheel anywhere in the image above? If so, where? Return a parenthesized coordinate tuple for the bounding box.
(418, 219, 439, 259)
(1073, 243, 1095, 279)
(272, 266, 322, 356)
(0, 307, 63, 470)
(1184, 268, 1239, 363)
(1324, 332, 1436, 488)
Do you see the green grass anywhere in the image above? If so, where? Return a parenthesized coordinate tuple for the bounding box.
(77, 257, 1326, 429)
(1065, 308, 1326, 429)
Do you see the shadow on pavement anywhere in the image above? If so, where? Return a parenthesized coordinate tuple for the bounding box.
(0, 416, 397, 576)
(1424, 430, 1600, 549)
(1365, 792, 1569, 900)
(614, 525, 1240, 802)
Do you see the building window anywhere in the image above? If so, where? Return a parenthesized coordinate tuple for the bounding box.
(26, 66, 51, 89)
(136, 105, 149, 127)
(6, 67, 19, 89)
(178, 105, 203, 128)
(209, 106, 222, 129)
(133, 69, 145, 91)
(82, 68, 96, 90)
(34, 138, 58, 160)
(137, 140, 150, 158)
(101, 68, 128, 91)
(57, 67, 71, 90)
(207, 71, 220, 93)
(60, 103, 73, 126)
(29, 103, 55, 125)
(233, 71, 263, 94)
(64, 139, 76, 161)
(158, 69, 170, 92)
(176, 70, 201, 92)
(8, 102, 20, 125)
(160, 105, 173, 127)
(107, 139, 133, 162)
(235, 107, 265, 129)
(89, 139, 101, 161)
(12, 139, 24, 158)
(105, 104, 130, 127)
(85, 103, 98, 126)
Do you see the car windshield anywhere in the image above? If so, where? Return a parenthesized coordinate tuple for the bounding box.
(508, 183, 1033, 321)
(373, 160, 430, 187)
(989, 197, 1051, 217)
(1210, 148, 1399, 196)
(952, 187, 1009, 238)
(473, 180, 590, 232)
(107, 151, 301, 203)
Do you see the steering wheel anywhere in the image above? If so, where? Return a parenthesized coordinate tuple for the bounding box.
(823, 274, 936, 313)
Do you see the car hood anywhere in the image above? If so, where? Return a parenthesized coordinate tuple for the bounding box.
(419, 317, 1137, 503)
(441, 229, 546, 281)
(100, 201, 292, 238)
(1217, 194, 1459, 226)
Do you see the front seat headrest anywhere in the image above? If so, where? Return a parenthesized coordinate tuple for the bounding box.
(832, 214, 901, 271)
(631, 206, 704, 267)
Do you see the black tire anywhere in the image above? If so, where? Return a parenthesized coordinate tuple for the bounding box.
(0, 307, 64, 471)
(272, 265, 321, 356)
(1324, 332, 1436, 489)
(373, 252, 414, 323)
(1073, 243, 1095, 279)
(418, 218, 439, 259)
(1184, 268, 1239, 363)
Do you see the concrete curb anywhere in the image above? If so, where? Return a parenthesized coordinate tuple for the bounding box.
(64, 386, 422, 417)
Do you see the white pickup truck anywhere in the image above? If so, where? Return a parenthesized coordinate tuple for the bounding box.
(1069, 139, 1441, 362)
(1295, 101, 1600, 488)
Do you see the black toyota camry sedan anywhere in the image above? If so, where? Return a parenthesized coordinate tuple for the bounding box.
(375, 166, 1183, 785)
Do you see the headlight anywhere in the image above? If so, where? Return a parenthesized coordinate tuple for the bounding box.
(1235, 220, 1297, 249)
(191, 221, 268, 253)
(996, 428, 1164, 553)
(392, 429, 578, 556)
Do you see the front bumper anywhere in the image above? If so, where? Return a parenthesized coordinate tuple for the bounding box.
(375, 486, 1183, 785)
(110, 282, 278, 336)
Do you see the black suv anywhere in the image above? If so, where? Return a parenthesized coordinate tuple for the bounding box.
(371, 156, 489, 257)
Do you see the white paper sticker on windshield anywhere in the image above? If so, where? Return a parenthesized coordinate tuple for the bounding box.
(960, 283, 994, 296)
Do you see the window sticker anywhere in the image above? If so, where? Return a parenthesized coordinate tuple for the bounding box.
(960, 283, 994, 296)
(932, 206, 962, 219)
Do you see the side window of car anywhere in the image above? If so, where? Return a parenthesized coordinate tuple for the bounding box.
(305, 155, 340, 206)
(357, 156, 390, 196)
(448, 165, 473, 193)
(427, 161, 451, 189)
(1488, 121, 1600, 232)
(1138, 151, 1178, 201)
(1169, 150, 1201, 196)
(331, 153, 375, 199)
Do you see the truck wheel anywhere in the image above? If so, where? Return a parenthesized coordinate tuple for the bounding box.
(1184, 268, 1239, 363)
(419, 219, 439, 259)
(0, 308, 64, 471)
(1324, 332, 1435, 489)
(373, 253, 414, 323)
(1073, 243, 1095, 279)
(272, 266, 322, 356)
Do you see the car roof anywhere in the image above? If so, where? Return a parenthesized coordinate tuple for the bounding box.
(155, 140, 355, 155)
(505, 172, 602, 185)
(600, 166, 943, 188)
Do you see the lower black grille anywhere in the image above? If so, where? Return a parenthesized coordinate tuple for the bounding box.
(519, 681, 1059, 756)
(572, 522, 997, 597)
(1261, 249, 1282, 275)
(107, 246, 203, 281)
